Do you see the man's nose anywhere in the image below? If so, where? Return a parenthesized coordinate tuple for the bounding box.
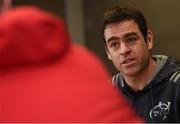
(120, 42, 130, 55)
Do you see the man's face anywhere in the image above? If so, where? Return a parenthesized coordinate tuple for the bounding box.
(104, 20, 153, 77)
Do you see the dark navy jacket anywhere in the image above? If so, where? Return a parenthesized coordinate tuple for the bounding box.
(112, 55, 180, 123)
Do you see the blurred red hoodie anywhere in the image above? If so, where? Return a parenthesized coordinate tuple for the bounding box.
(0, 6, 143, 123)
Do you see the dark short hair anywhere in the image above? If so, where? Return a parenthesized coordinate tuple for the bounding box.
(102, 6, 148, 45)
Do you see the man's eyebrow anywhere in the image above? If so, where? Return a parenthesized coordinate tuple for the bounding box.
(107, 37, 119, 43)
(124, 32, 138, 38)
(106, 32, 138, 43)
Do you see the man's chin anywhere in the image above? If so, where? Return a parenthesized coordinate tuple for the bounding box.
(122, 69, 139, 77)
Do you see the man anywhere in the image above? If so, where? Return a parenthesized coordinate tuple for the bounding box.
(0, 6, 142, 122)
(102, 6, 180, 123)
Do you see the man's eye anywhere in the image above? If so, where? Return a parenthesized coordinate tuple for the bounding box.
(110, 42, 119, 48)
(127, 38, 136, 45)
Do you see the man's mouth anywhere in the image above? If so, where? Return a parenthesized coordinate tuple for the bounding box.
(122, 58, 135, 65)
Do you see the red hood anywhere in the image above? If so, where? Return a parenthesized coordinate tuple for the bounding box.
(0, 6, 70, 68)
(0, 6, 143, 123)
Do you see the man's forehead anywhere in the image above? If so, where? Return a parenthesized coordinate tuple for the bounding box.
(104, 21, 140, 40)
(106, 20, 139, 31)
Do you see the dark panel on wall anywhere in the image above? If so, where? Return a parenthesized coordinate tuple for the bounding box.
(83, 0, 180, 75)
(83, 0, 118, 75)
(12, 0, 65, 17)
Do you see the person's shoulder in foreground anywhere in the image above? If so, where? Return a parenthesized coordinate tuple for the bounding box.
(102, 6, 180, 123)
(0, 6, 143, 123)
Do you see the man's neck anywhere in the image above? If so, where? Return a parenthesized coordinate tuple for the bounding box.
(123, 57, 156, 92)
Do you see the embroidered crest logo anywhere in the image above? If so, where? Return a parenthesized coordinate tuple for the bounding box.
(149, 101, 171, 121)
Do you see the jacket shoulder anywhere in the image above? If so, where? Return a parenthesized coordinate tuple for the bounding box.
(169, 69, 180, 83)
(111, 73, 121, 86)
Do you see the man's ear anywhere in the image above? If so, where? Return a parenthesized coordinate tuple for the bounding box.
(104, 43, 112, 60)
(106, 49, 112, 60)
(146, 29, 154, 50)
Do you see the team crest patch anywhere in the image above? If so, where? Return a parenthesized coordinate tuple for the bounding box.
(149, 101, 171, 121)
